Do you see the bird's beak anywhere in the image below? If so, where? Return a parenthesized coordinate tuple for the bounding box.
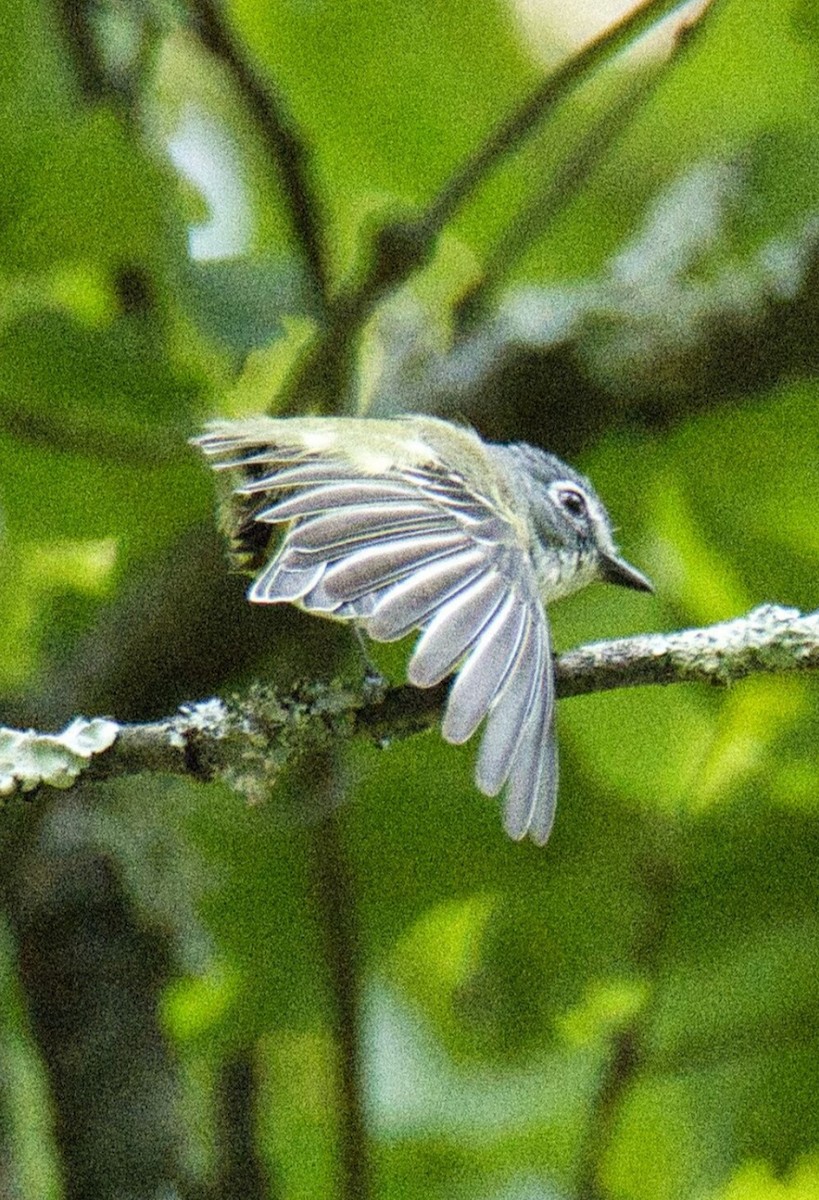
(599, 553, 654, 594)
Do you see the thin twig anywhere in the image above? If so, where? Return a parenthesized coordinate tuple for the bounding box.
(456, 71, 662, 331)
(423, 0, 708, 237)
(574, 1027, 641, 1200)
(214, 1048, 273, 1200)
(0, 405, 188, 466)
(573, 824, 680, 1199)
(53, 0, 160, 111)
(53, 0, 119, 103)
(186, 0, 330, 311)
(484, 0, 721, 309)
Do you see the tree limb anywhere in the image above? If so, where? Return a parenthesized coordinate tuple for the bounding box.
(554, 604, 819, 695)
(306, 778, 372, 1200)
(1, 605, 815, 802)
(421, 0, 712, 237)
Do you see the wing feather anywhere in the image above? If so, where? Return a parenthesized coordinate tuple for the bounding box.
(407, 572, 508, 689)
(195, 439, 304, 465)
(365, 549, 487, 641)
(255, 481, 425, 522)
(306, 530, 470, 606)
(291, 504, 447, 551)
(473, 606, 539, 795)
(249, 558, 326, 604)
(527, 727, 559, 847)
(502, 627, 554, 840)
(327, 548, 487, 625)
(439, 594, 523, 745)
(238, 463, 362, 492)
(276, 519, 455, 570)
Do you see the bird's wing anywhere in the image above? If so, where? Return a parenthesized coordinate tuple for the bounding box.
(195, 420, 557, 844)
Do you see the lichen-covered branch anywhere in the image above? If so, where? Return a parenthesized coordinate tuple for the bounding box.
(0, 605, 815, 803)
(555, 604, 819, 696)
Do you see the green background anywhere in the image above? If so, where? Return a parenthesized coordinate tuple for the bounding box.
(0, 0, 817, 1197)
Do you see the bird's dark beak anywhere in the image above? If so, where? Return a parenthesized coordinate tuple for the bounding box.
(599, 553, 654, 594)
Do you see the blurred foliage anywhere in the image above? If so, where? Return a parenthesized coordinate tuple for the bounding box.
(0, 0, 817, 1198)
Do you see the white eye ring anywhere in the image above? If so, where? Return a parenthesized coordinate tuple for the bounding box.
(554, 486, 588, 519)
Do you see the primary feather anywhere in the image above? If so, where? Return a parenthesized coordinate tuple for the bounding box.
(194, 415, 556, 844)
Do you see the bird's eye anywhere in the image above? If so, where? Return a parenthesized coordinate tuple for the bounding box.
(558, 487, 588, 519)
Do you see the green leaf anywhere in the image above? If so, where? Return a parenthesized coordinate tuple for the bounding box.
(178, 257, 320, 359)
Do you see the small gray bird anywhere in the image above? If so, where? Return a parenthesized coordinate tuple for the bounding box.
(193, 415, 652, 845)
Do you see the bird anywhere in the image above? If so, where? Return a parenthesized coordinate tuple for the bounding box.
(193, 414, 652, 845)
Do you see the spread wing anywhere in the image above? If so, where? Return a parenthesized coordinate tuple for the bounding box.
(195, 420, 557, 844)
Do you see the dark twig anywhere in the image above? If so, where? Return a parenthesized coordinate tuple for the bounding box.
(52, 0, 157, 111)
(186, 0, 330, 311)
(456, 0, 724, 328)
(575, 1027, 641, 1200)
(0, 404, 188, 466)
(53, 0, 118, 103)
(423, 0, 708, 236)
(456, 71, 663, 331)
(307, 781, 372, 1200)
(214, 1048, 273, 1200)
(573, 830, 680, 1199)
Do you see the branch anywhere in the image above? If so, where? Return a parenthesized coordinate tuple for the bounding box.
(53, 0, 123, 104)
(214, 1048, 273, 1200)
(369, 208, 819, 449)
(0, 403, 188, 466)
(1, 606, 815, 801)
(554, 604, 819, 695)
(421, 0, 710, 237)
(330, 0, 715, 327)
(572, 824, 681, 1199)
(186, 0, 330, 310)
(4, 792, 187, 1198)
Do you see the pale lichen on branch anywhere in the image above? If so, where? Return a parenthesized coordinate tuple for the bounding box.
(555, 604, 819, 696)
(0, 605, 814, 804)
